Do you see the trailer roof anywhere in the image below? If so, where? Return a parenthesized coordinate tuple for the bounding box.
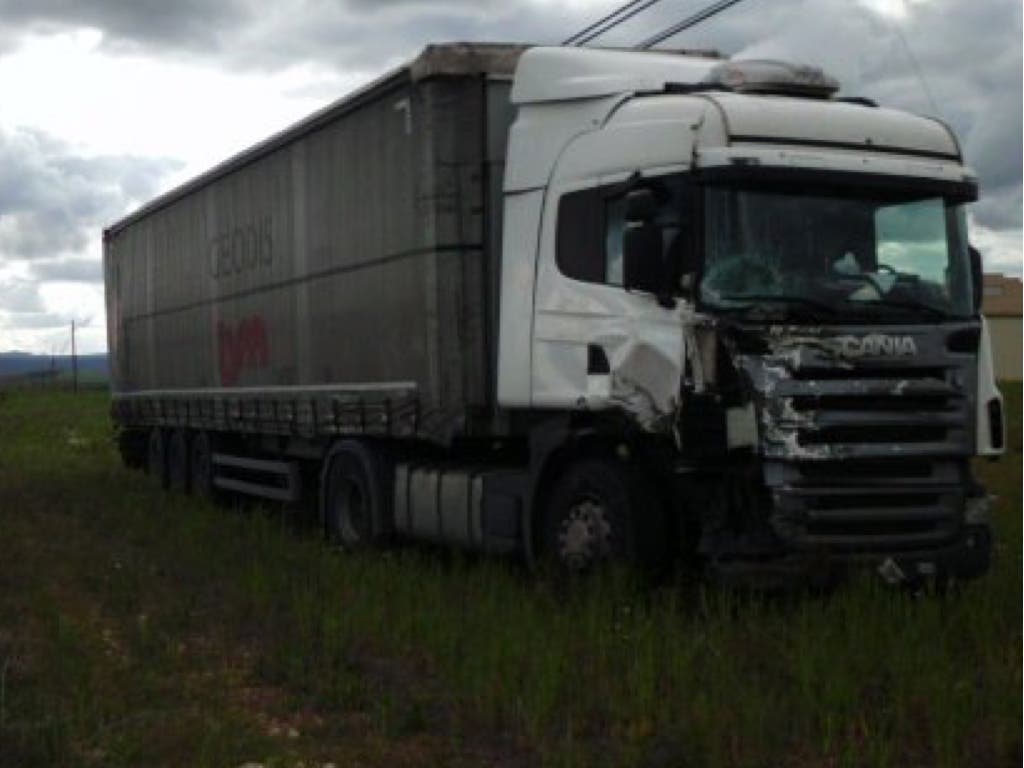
(106, 42, 528, 236)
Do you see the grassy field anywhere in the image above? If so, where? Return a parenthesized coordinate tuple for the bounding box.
(0, 388, 1019, 767)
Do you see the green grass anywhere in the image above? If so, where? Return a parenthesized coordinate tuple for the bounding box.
(0, 388, 1019, 767)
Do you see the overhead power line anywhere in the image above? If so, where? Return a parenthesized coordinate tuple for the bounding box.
(874, 3, 940, 116)
(563, 0, 750, 49)
(636, 0, 746, 49)
(562, 0, 666, 46)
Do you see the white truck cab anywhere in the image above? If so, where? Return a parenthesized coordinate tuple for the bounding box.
(497, 46, 1003, 581)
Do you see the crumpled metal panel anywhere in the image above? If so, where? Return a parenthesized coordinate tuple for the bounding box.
(721, 321, 981, 552)
(729, 323, 978, 462)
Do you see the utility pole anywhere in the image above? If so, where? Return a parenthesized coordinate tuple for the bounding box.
(71, 320, 78, 393)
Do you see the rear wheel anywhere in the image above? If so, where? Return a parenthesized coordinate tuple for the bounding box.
(146, 428, 168, 490)
(540, 458, 666, 574)
(117, 429, 148, 470)
(320, 441, 392, 549)
(167, 429, 190, 493)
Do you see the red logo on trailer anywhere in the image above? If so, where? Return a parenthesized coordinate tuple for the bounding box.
(218, 315, 269, 386)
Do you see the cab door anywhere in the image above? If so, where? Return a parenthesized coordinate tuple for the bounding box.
(530, 170, 694, 426)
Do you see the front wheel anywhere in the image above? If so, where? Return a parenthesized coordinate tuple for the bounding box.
(540, 458, 666, 574)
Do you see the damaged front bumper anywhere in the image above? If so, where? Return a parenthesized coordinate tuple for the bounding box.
(708, 521, 992, 590)
(694, 321, 992, 588)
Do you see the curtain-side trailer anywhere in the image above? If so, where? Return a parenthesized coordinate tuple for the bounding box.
(105, 43, 1004, 584)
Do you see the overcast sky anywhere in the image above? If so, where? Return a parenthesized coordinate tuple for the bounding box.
(0, 0, 1020, 354)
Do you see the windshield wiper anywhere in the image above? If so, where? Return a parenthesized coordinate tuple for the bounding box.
(717, 294, 839, 319)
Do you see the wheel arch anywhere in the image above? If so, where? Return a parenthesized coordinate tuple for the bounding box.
(525, 421, 672, 565)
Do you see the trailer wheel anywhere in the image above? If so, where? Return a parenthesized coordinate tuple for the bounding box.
(167, 429, 190, 493)
(146, 428, 169, 490)
(540, 459, 664, 574)
(190, 431, 221, 503)
(117, 429, 148, 470)
(320, 441, 392, 549)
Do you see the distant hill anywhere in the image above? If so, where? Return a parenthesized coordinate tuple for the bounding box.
(0, 351, 109, 382)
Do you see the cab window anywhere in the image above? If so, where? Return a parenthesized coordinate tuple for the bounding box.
(556, 176, 690, 288)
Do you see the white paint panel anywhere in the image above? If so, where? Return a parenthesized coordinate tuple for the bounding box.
(551, 100, 703, 183)
(496, 189, 545, 407)
(976, 316, 1005, 456)
(503, 95, 626, 193)
(511, 47, 718, 105)
(704, 92, 960, 158)
(532, 339, 588, 406)
(530, 142, 690, 422)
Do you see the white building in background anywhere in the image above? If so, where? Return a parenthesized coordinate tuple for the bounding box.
(982, 273, 1023, 381)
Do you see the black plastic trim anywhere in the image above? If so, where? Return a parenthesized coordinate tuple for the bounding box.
(729, 134, 960, 162)
(696, 165, 978, 202)
(987, 398, 1004, 451)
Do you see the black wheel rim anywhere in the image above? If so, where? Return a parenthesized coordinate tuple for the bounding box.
(557, 493, 614, 571)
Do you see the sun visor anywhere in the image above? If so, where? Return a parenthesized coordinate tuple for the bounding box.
(695, 147, 978, 201)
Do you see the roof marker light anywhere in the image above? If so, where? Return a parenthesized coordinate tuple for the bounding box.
(703, 60, 840, 99)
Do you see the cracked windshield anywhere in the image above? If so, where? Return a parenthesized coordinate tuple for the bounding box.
(700, 184, 974, 321)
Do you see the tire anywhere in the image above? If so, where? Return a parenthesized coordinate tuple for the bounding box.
(146, 428, 168, 490)
(189, 431, 221, 504)
(540, 458, 666, 574)
(320, 440, 392, 549)
(167, 429, 190, 493)
(117, 429, 148, 470)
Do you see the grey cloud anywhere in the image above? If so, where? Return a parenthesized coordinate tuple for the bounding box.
(0, 276, 92, 334)
(0, 0, 251, 55)
(31, 257, 102, 283)
(0, 0, 574, 71)
(973, 185, 1023, 232)
(654, 0, 1022, 234)
(0, 278, 43, 313)
(0, 0, 1017, 258)
(970, 221, 1024, 276)
(225, 0, 577, 73)
(0, 125, 181, 259)
(0, 310, 72, 331)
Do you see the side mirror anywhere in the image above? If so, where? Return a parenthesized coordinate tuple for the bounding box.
(623, 221, 663, 295)
(622, 188, 674, 305)
(969, 245, 983, 313)
(625, 187, 657, 222)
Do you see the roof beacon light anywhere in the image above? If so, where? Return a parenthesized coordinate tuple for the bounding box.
(704, 59, 840, 99)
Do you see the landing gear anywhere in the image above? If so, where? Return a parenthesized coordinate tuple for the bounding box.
(189, 431, 221, 504)
(146, 428, 168, 489)
(167, 429, 190, 493)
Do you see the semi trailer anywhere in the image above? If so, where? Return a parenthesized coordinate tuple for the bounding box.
(104, 43, 1005, 583)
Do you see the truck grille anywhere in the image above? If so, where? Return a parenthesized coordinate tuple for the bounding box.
(761, 368, 969, 460)
(768, 478, 962, 551)
(738, 325, 978, 553)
